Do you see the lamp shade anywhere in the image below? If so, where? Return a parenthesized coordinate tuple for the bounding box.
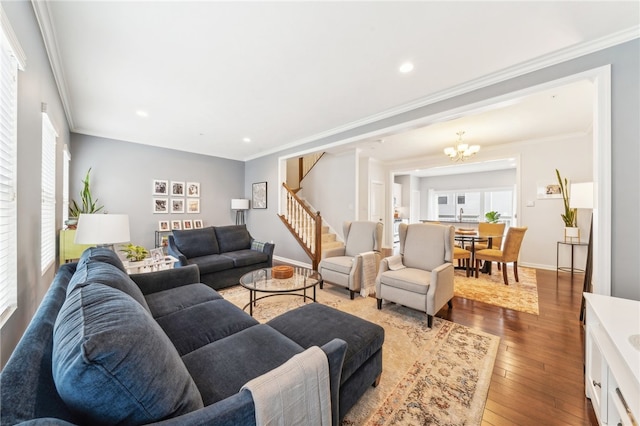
(231, 199, 250, 210)
(569, 182, 594, 209)
(75, 214, 131, 245)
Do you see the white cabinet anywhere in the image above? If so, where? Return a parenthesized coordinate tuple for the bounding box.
(584, 293, 640, 425)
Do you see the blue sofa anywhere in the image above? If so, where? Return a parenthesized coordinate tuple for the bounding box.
(168, 225, 274, 290)
(0, 247, 346, 425)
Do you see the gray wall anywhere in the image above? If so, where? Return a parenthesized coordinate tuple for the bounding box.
(69, 134, 245, 250)
(1, 1, 71, 368)
(246, 39, 639, 300)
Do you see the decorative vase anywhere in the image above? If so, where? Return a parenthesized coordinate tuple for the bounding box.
(564, 226, 580, 243)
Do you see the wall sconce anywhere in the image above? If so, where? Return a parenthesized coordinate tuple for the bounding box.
(231, 199, 250, 225)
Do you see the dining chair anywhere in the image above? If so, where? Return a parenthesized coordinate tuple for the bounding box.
(474, 227, 528, 285)
(466, 222, 505, 251)
(453, 247, 471, 277)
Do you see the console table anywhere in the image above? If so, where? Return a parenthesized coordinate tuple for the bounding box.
(59, 229, 92, 264)
(584, 293, 639, 425)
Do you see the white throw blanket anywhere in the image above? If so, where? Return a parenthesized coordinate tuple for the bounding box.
(241, 346, 331, 426)
(360, 251, 378, 297)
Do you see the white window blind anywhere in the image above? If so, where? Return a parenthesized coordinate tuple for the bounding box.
(0, 7, 22, 328)
(62, 145, 70, 225)
(41, 111, 57, 273)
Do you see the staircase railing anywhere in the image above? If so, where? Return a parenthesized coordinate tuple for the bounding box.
(277, 182, 322, 270)
(299, 152, 324, 184)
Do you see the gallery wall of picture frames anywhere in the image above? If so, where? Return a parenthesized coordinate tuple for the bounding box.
(152, 179, 203, 230)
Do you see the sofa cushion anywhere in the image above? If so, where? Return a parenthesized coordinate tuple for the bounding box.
(68, 260, 151, 312)
(173, 227, 219, 258)
(145, 283, 223, 318)
(52, 284, 203, 425)
(219, 249, 269, 268)
(155, 299, 259, 356)
(214, 225, 252, 253)
(187, 254, 235, 274)
(319, 256, 354, 275)
(379, 268, 431, 295)
(77, 247, 126, 273)
(182, 324, 304, 405)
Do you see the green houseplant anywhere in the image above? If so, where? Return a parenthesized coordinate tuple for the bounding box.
(484, 211, 501, 223)
(119, 244, 149, 262)
(555, 169, 576, 227)
(69, 168, 104, 219)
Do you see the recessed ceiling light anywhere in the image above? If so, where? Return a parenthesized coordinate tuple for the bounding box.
(399, 62, 414, 74)
(136, 110, 148, 117)
(242, 137, 251, 143)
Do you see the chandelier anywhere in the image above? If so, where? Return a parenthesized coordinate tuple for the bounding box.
(443, 131, 480, 161)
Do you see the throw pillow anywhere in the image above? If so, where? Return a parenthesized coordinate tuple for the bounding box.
(53, 284, 203, 425)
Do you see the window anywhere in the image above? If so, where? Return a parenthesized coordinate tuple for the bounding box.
(62, 145, 70, 225)
(434, 187, 514, 226)
(0, 9, 25, 327)
(41, 111, 57, 273)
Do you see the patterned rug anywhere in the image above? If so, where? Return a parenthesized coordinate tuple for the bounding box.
(454, 265, 539, 315)
(220, 284, 500, 425)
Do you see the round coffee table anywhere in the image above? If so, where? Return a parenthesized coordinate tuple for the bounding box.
(238, 267, 322, 316)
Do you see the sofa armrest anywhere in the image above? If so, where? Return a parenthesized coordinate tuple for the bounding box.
(251, 240, 275, 267)
(428, 263, 455, 309)
(167, 235, 188, 265)
(130, 264, 201, 295)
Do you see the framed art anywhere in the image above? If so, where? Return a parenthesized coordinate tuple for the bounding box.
(187, 182, 200, 197)
(187, 199, 200, 213)
(171, 181, 185, 196)
(252, 181, 267, 209)
(171, 198, 185, 213)
(153, 179, 168, 196)
(194, 219, 203, 229)
(153, 198, 168, 213)
(183, 219, 193, 230)
(150, 248, 164, 263)
(537, 181, 563, 199)
(158, 220, 169, 231)
(171, 220, 182, 230)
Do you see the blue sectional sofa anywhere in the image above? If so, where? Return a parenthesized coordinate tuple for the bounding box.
(0, 247, 347, 425)
(168, 225, 274, 290)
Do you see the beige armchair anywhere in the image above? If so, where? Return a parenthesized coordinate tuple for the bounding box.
(375, 223, 455, 328)
(319, 221, 383, 299)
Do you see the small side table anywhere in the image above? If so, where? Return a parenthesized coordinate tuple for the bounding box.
(556, 241, 588, 280)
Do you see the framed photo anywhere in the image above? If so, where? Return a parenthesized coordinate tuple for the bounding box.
(187, 182, 200, 197)
(153, 179, 168, 196)
(158, 220, 169, 231)
(150, 248, 164, 263)
(537, 181, 563, 199)
(171, 198, 185, 213)
(252, 181, 267, 209)
(171, 181, 185, 196)
(153, 198, 168, 213)
(183, 219, 193, 230)
(194, 219, 203, 229)
(187, 199, 200, 213)
(171, 220, 182, 230)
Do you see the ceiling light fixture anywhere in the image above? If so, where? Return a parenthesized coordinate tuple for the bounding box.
(443, 131, 480, 162)
(242, 137, 251, 143)
(399, 62, 414, 73)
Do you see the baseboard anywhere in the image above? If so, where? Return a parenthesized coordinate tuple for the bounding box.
(273, 255, 312, 269)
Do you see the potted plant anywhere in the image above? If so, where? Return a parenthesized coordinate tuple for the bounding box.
(484, 211, 501, 223)
(67, 168, 104, 228)
(555, 169, 578, 241)
(120, 243, 149, 262)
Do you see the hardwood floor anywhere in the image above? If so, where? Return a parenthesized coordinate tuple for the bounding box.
(438, 268, 598, 426)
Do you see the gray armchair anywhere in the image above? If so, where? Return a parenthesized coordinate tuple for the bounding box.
(319, 221, 383, 299)
(375, 222, 455, 328)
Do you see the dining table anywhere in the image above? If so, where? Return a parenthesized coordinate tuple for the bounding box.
(454, 229, 504, 277)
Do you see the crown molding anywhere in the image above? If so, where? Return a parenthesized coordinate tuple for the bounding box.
(245, 25, 639, 162)
(1, 4, 27, 69)
(31, 0, 75, 130)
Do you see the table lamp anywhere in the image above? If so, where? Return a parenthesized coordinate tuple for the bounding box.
(74, 214, 131, 249)
(231, 199, 250, 225)
(569, 182, 594, 243)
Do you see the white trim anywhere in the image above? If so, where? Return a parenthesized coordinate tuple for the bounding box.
(244, 26, 639, 162)
(0, 4, 26, 69)
(31, 0, 75, 129)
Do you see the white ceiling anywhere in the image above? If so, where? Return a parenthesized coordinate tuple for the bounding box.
(35, 1, 639, 163)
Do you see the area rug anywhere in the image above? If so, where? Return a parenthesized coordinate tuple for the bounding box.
(454, 265, 539, 315)
(220, 285, 500, 425)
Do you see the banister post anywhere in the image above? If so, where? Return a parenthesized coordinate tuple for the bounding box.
(314, 211, 322, 270)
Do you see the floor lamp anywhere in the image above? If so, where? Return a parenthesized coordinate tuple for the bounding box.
(231, 199, 250, 225)
(569, 182, 593, 322)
